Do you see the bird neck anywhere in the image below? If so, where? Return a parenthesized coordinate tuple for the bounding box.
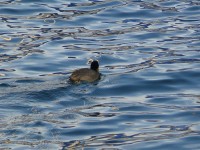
(91, 67, 99, 72)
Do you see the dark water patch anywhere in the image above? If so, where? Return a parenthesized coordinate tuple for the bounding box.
(119, 104, 154, 112)
(15, 78, 44, 83)
(184, 5, 200, 12)
(58, 127, 114, 137)
(0, 83, 16, 87)
(94, 75, 177, 97)
(0, 68, 15, 72)
(0, 5, 51, 16)
(27, 87, 69, 102)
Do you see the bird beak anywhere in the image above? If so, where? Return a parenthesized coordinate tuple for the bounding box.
(87, 59, 93, 64)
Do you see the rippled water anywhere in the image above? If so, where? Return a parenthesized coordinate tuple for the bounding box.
(0, 0, 200, 149)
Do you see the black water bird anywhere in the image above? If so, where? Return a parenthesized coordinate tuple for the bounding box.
(70, 60, 100, 83)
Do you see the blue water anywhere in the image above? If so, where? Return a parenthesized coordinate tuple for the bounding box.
(0, 0, 200, 149)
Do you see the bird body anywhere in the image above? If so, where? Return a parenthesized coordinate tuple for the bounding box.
(69, 60, 100, 83)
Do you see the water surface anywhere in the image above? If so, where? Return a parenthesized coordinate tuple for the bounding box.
(0, 0, 200, 149)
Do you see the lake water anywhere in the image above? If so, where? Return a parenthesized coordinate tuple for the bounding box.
(0, 0, 200, 149)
